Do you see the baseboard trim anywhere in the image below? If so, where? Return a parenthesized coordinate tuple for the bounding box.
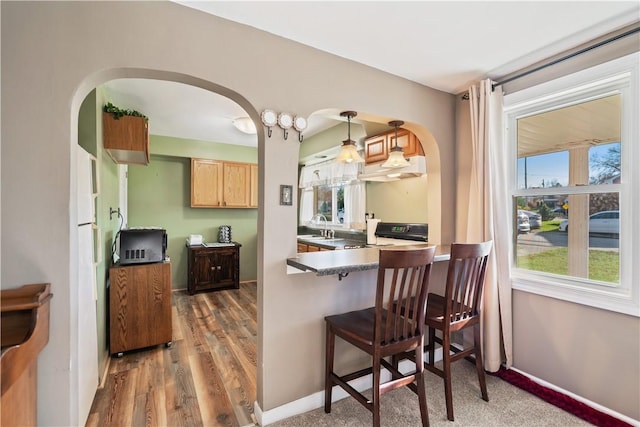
(254, 348, 443, 426)
(97, 351, 112, 389)
(509, 367, 639, 427)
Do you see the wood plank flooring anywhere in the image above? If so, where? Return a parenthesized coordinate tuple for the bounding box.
(88, 282, 258, 427)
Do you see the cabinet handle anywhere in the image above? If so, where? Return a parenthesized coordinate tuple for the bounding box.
(217, 266, 222, 270)
(211, 266, 215, 271)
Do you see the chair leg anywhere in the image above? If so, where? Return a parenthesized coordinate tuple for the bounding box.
(415, 340, 430, 427)
(442, 331, 454, 421)
(427, 327, 435, 367)
(473, 323, 489, 402)
(324, 325, 335, 413)
(372, 355, 381, 427)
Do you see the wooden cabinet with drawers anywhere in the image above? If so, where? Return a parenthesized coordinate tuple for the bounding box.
(187, 243, 241, 294)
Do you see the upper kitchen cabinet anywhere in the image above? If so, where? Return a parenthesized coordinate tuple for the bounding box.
(103, 112, 150, 165)
(364, 128, 423, 164)
(191, 158, 257, 208)
(250, 163, 258, 208)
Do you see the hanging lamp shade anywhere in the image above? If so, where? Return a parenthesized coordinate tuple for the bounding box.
(335, 111, 364, 164)
(381, 120, 410, 168)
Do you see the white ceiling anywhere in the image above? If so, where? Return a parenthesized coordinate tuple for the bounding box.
(104, 1, 639, 147)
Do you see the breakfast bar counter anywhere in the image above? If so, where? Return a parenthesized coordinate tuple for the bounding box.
(287, 245, 451, 279)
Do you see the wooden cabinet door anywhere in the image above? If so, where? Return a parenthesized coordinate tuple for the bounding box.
(297, 243, 308, 253)
(250, 163, 258, 208)
(190, 250, 217, 290)
(191, 159, 223, 207)
(389, 128, 420, 157)
(365, 129, 424, 163)
(364, 134, 388, 164)
(109, 262, 172, 355)
(223, 162, 250, 207)
(214, 248, 238, 288)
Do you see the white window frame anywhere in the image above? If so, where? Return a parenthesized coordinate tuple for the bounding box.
(503, 52, 639, 317)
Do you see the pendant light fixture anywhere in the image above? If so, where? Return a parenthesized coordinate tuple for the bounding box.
(335, 111, 364, 164)
(382, 120, 410, 168)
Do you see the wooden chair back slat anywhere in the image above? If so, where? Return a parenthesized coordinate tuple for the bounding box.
(377, 247, 436, 345)
(444, 241, 492, 325)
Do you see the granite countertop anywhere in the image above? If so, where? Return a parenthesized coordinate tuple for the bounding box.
(287, 245, 451, 278)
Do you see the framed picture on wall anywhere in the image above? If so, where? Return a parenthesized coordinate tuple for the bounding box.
(280, 185, 293, 206)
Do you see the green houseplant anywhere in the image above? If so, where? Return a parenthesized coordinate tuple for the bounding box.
(103, 102, 148, 121)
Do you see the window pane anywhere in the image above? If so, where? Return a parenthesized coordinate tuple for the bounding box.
(316, 185, 333, 222)
(589, 142, 621, 184)
(517, 94, 621, 190)
(517, 151, 568, 189)
(515, 193, 619, 284)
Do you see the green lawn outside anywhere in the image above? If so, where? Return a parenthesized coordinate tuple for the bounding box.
(537, 219, 562, 233)
(517, 247, 619, 283)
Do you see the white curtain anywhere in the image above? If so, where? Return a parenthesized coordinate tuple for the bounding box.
(299, 188, 314, 224)
(467, 79, 513, 371)
(343, 181, 366, 229)
(298, 162, 362, 225)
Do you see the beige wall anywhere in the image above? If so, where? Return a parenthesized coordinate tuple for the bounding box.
(0, 2, 454, 425)
(512, 291, 640, 420)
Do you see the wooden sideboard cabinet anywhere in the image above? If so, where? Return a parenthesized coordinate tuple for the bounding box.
(187, 243, 241, 294)
(109, 262, 172, 356)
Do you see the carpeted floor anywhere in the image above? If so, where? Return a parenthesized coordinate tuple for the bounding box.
(269, 361, 594, 426)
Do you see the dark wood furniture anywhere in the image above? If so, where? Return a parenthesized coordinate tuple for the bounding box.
(109, 261, 172, 357)
(1, 283, 53, 427)
(423, 241, 492, 421)
(187, 243, 241, 294)
(324, 246, 436, 427)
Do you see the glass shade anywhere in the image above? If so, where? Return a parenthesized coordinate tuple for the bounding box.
(336, 140, 364, 163)
(381, 147, 410, 168)
(232, 117, 257, 134)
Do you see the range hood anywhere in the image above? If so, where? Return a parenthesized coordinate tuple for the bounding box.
(358, 155, 426, 182)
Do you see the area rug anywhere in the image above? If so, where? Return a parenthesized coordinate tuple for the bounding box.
(491, 367, 633, 427)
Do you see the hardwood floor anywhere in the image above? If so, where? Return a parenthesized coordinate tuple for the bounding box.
(88, 282, 258, 427)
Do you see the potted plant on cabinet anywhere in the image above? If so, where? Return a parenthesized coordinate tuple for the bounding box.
(102, 102, 150, 165)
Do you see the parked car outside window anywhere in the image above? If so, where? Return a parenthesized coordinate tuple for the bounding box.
(520, 210, 542, 229)
(558, 210, 619, 235)
(517, 210, 530, 233)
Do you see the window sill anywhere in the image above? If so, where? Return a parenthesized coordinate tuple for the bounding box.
(511, 269, 639, 317)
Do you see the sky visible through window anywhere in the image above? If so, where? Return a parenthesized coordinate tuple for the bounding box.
(517, 143, 619, 189)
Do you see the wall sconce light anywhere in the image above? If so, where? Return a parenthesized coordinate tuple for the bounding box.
(261, 109, 277, 138)
(232, 117, 257, 134)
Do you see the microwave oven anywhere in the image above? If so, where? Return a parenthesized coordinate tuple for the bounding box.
(119, 228, 167, 265)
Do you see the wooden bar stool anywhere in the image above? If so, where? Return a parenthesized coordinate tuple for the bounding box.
(324, 246, 436, 427)
(424, 241, 492, 421)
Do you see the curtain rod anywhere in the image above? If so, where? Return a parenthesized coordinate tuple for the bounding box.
(491, 24, 640, 91)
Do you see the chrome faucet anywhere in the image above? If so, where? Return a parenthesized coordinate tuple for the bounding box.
(312, 214, 328, 237)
